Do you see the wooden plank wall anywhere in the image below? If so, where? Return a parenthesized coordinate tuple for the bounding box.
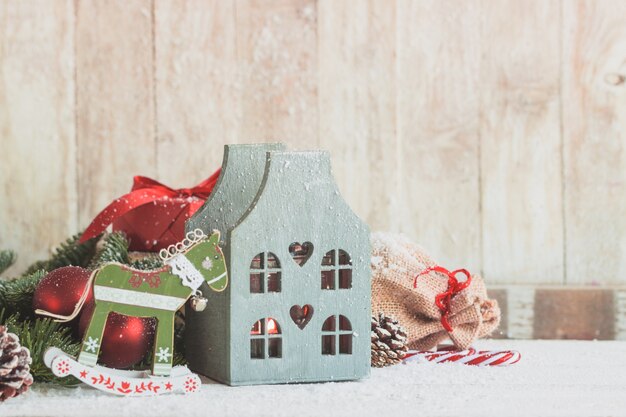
(1, 0, 625, 286)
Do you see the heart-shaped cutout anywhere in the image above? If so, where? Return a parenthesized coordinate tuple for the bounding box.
(289, 242, 314, 267)
(290, 304, 314, 330)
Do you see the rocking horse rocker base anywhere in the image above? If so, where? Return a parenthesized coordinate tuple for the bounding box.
(44, 347, 201, 396)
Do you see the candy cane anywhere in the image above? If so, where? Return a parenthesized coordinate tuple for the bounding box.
(403, 347, 521, 367)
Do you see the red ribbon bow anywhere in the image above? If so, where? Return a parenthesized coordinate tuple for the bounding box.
(79, 169, 221, 243)
(414, 265, 473, 332)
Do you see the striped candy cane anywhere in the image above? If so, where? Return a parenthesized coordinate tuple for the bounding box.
(403, 347, 521, 367)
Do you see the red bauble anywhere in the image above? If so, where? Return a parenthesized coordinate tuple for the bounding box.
(78, 303, 156, 369)
(32, 266, 93, 318)
(34, 265, 156, 369)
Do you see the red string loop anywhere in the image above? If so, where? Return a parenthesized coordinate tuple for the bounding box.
(414, 265, 472, 332)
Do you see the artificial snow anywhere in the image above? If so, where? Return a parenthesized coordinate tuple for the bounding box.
(4, 339, 626, 417)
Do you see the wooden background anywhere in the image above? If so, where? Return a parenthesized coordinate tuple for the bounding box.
(0, 0, 624, 285)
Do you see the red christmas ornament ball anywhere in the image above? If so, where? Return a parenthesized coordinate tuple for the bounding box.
(33, 265, 157, 369)
(78, 302, 156, 369)
(32, 266, 93, 317)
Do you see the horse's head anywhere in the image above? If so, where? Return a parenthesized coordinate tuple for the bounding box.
(183, 230, 228, 292)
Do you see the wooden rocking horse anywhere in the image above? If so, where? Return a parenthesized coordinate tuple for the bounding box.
(43, 229, 228, 396)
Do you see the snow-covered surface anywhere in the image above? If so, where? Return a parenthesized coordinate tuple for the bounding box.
(5, 340, 626, 417)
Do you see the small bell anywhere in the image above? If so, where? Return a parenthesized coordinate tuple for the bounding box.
(190, 291, 208, 312)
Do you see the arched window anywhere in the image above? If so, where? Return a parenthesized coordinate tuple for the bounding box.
(321, 249, 352, 290)
(250, 318, 282, 359)
(250, 252, 281, 293)
(321, 315, 352, 355)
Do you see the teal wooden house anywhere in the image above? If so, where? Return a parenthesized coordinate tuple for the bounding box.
(185, 144, 371, 386)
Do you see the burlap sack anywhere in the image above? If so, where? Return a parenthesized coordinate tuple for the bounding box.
(371, 232, 500, 351)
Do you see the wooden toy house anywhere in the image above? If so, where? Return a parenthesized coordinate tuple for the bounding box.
(185, 144, 370, 386)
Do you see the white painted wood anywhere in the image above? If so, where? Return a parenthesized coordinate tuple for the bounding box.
(480, 0, 564, 284)
(318, 0, 397, 232)
(75, 0, 156, 228)
(506, 287, 535, 339)
(236, 0, 318, 150)
(614, 290, 626, 340)
(154, 0, 239, 187)
(562, 0, 626, 285)
(44, 347, 201, 396)
(396, 0, 482, 273)
(0, 0, 76, 274)
(1, 0, 626, 287)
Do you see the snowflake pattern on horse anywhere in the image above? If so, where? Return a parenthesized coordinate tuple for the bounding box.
(78, 229, 228, 377)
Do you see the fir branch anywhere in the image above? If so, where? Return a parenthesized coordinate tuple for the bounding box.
(1, 312, 80, 385)
(0, 270, 46, 318)
(0, 250, 16, 276)
(89, 232, 163, 270)
(88, 232, 130, 269)
(130, 256, 163, 271)
(26, 234, 99, 274)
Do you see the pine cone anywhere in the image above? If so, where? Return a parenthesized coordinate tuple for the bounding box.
(371, 313, 408, 368)
(0, 326, 33, 402)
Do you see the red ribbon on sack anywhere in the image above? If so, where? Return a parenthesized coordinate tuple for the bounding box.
(79, 169, 221, 243)
(414, 266, 473, 332)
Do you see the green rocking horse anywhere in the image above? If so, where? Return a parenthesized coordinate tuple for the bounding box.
(43, 229, 228, 396)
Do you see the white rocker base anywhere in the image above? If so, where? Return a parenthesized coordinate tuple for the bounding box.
(44, 347, 201, 396)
